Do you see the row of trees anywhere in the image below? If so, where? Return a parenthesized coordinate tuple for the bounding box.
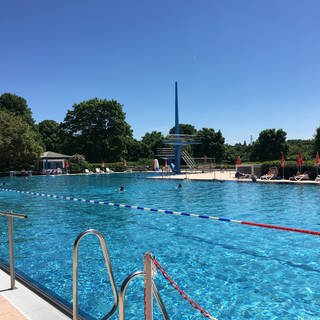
(1, 92, 320, 172)
(139, 127, 320, 164)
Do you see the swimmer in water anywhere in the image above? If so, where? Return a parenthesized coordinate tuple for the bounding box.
(119, 186, 125, 192)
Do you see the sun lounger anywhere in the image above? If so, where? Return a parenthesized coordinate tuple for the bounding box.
(315, 175, 320, 182)
(260, 173, 276, 180)
(289, 173, 310, 181)
(294, 174, 310, 181)
(95, 168, 102, 173)
(260, 167, 279, 180)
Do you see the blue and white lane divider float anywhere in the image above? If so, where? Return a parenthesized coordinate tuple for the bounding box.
(1, 187, 320, 236)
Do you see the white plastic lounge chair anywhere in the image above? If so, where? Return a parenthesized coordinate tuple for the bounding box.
(260, 167, 278, 180)
(290, 172, 310, 181)
(95, 168, 101, 173)
(260, 173, 276, 180)
(315, 175, 320, 182)
(294, 173, 310, 181)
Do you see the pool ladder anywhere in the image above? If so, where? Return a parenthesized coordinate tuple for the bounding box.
(73, 229, 169, 320)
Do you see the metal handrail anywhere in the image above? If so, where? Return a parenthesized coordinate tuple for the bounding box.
(0, 211, 27, 219)
(118, 270, 169, 319)
(0, 211, 27, 289)
(181, 150, 197, 170)
(119, 271, 144, 320)
(151, 281, 170, 320)
(73, 229, 119, 320)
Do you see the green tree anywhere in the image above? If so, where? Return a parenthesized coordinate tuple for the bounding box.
(192, 128, 225, 162)
(313, 126, 320, 155)
(61, 98, 132, 162)
(225, 142, 252, 163)
(169, 123, 197, 135)
(141, 131, 165, 156)
(250, 129, 288, 161)
(38, 120, 62, 152)
(0, 110, 44, 171)
(287, 139, 313, 161)
(126, 138, 150, 161)
(0, 93, 35, 126)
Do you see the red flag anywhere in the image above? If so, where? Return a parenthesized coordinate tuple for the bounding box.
(281, 152, 286, 168)
(236, 156, 241, 165)
(316, 152, 320, 166)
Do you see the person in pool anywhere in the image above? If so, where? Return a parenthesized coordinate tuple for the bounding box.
(119, 186, 125, 192)
(177, 183, 182, 189)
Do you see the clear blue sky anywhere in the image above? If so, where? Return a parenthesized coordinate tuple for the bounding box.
(1, 0, 320, 144)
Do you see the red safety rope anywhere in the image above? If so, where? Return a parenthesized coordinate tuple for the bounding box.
(151, 256, 217, 320)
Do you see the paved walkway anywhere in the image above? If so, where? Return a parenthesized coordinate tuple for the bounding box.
(154, 170, 237, 181)
(152, 170, 320, 184)
(0, 294, 27, 320)
(0, 270, 69, 320)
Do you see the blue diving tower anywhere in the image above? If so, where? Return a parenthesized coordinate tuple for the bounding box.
(174, 81, 180, 173)
(163, 82, 200, 174)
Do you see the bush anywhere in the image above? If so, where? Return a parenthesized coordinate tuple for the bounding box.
(70, 160, 89, 173)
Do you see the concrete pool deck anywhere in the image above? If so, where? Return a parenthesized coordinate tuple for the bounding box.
(0, 270, 69, 320)
(150, 169, 320, 185)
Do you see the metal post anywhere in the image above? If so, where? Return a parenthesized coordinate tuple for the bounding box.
(73, 243, 79, 320)
(144, 253, 153, 320)
(0, 211, 27, 290)
(8, 214, 15, 289)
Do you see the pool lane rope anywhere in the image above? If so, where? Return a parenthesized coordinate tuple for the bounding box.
(1, 187, 320, 236)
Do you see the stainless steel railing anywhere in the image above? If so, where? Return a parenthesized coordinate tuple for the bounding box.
(0, 210, 27, 289)
(73, 229, 119, 320)
(118, 252, 169, 320)
(73, 230, 169, 320)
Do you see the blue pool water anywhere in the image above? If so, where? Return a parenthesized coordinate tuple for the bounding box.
(0, 174, 319, 319)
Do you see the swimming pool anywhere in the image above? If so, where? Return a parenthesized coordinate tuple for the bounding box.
(0, 174, 319, 319)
